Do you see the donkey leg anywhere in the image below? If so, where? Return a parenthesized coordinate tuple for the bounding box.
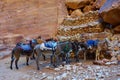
(30, 53, 35, 60)
(36, 56, 40, 70)
(50, 54, 57, 67)
(42, 54, 46, 61)
(65, 53, 70, 64)
(61, 53, 65, 61)
(26, 56, 29, 66)
(15, 53, 20, 70)
(75, 52, 79, 62)
(50, 55, 53, 65)
(52, 55, 58, 67)
(65, 57, 68, 64)
(31, 50, 36, 60)
(36, 51, 41, 70)
(15, 59, 19, 69)
(76, 56, 79, 62)
(84, 51, 86, 61)
(10, 53, 14, 70)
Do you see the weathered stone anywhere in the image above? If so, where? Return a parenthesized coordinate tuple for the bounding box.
(54, 68, 61, 71)
(83, 5, 94, 13)
(99, 0, 120, 26)
(113, 25, 120, 33)
(117, 73, 120, 76)
(58, 0, 68, 24)
(0, 34, 24, 45)
(0, 50, 11, 59)
(65, 0, 94, 9)
(0, 44, 7, 51)
(85, 77, 96, 80)
(70, 9, 83, 18)
(117, 55, 120, 61)
(62, 11, 99, 26)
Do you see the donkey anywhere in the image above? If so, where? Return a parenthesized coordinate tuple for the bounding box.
(10, 39, 37, 70)
(56, 41, 73, 64)
(34, 40, 75, 70)
(34, 40, 58, 70)
(85, 39, 99, 60)
(75, 41, 88, 61)
(97, 38, 116, 60)
(95, 38, 115, 60)
(57, 40, 88, 63)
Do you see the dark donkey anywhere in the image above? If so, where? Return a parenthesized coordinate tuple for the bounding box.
(56, 41, 74, 64)
(86, 39, 99, 60)
(10, 39, 37, 69)
(73, 41, 88, 61)
(56, 40, 86, 63)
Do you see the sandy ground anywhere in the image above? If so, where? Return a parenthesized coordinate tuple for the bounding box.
(0, 50, 120, 80)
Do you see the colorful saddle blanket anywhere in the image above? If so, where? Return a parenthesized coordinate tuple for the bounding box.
(44, 41, 57, 48)
(86, 39, 99, 47)
(19, 44, 32, 51)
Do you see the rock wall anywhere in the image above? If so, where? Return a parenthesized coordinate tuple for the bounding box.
(0, 0, 67, 41)
(57, 11, 108, 41)
(0, 0, 120, 44)
(99, 0, 120, 26)
(56, 0, 120, 41)
(99, 0, 120, 33)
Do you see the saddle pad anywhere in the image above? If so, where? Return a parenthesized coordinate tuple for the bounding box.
(44, 41, 57, 48)
(86, 40, 99, 47)
(93, 40, 99, 46)
(20, 44, 32, 51)
(86, 40, 94, 47)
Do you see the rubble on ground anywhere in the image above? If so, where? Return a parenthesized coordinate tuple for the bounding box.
(26, 62, 120, 80)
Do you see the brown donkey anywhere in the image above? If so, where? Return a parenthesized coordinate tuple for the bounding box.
(10, 40, 37, 70)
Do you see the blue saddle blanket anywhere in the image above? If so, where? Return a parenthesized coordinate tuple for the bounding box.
(44, 41, 57, 48)
(20, 44, 32, 51)
(86, 40, 99, 47)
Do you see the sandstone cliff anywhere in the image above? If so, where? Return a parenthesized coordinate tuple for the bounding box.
(0, 0, 67, 44)
(0, 0, 120, 44)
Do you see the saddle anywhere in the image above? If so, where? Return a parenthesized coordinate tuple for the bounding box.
(39, 41, 57, 50)
(86, 40, 99, 48)
(17, 43, 32, 52)
(44, 41, 57, 48)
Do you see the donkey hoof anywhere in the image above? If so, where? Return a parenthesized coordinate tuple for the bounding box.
(44, 58, 46, 61)
(30, 58, 33, 60)
(10, 66, 13, 70)
(16, 67, 19, 70)
(53, 64, 57, 68)
(44, 57, 46, 61)
(37, 67, 40, 70)
(26, 63, 29, 66)
(30, 57, 35, 60)
(76, 60, 79, 62)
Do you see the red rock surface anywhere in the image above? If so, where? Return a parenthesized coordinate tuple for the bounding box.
(113, 25, 120, 33)
(0, 0, 67, 40)
(70, 9, 83, 18)
(0, 33, 24, 44)
(65, 0, 95, 9)
(99, 0, 120, 26)
(83, 5, 95, 12)
(58, 0, 68, 24)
